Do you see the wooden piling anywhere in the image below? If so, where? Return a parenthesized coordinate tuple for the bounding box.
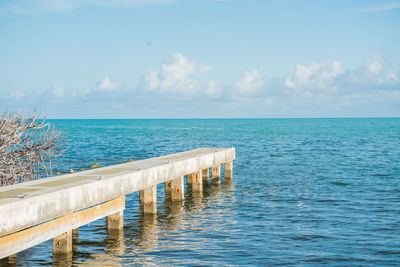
(143, 185, 157, 214)
(187, 174, 193, 184)
(106, 210, 124, 230)
(212, 165, 221, 184)
(72, 228, 79, 252)
(224, 161, 233, 180)
(191, 171, 203, 193)
(165, 180, 172, 196)
(53, 230, 72, 254)
(171, 176, 184, 201)
(72, 228, 79, 237)
(202, 168, 210, 182)
(139, 189, 144, 204)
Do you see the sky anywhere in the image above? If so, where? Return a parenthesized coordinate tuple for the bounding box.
(0, 0, 399, 118)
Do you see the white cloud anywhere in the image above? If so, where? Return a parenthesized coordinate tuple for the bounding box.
(367, 61, 382, 74)
(264, 96, 274, 106)
(358, 3, 400, 12)
(139, 53, 220, 97)
(337, 53, 394, 89)
(9, 90, 25, 99)
(96, 77, 122, 91)
(158, 53, 210, 91)
(80, 77, 123, 102)
(387, 73, 398, 81)
(285, 53, 400, 98)
(52, 84, 65, 99)
(285, 61, 342, 91)
(42, 84, 66, 103)
(141, 71, 159, 91)
(205, 80, 223, 98)
(365, 53, 383, 74)
(234, 69, 268, 95)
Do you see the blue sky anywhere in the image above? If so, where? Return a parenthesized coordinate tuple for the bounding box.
(0, 0, 399, 118)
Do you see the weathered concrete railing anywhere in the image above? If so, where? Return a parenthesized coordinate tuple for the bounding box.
(0, 147, 235, 259)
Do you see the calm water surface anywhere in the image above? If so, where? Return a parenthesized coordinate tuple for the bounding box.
(7, 119, 400, 266)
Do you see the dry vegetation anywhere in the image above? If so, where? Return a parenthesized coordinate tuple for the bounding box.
(0, 111, 65, 186)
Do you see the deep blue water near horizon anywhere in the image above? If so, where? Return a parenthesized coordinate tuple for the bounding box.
(10, 118, 400, 266)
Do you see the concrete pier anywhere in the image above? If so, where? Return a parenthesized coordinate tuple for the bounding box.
(0, 147, 235, 259)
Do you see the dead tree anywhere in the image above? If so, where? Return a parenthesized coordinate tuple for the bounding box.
(0, 111, 65, 186)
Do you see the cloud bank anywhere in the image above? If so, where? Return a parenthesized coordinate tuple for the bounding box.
(1, 53, 399, 118)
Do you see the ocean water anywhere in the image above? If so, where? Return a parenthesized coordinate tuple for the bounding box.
(8, 118, 400, 266)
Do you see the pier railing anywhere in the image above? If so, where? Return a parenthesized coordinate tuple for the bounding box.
(0, 147, 235, 259)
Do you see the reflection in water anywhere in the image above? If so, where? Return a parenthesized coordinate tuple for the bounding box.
(138, 215, 158, 251)
(52, 252, 72, 267)
(222, 179, 235, 196)
(73, 227, 125, 266)
(207, 183, 223, 206)
(190, 192, 203, 206)
(0, 254, 17, 267)
(106, 228, 125, 255)
(162, 198, 185, 232)
(72, 228, 79, 253)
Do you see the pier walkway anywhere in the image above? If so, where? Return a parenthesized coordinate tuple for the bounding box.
(0, 147, 235, 259)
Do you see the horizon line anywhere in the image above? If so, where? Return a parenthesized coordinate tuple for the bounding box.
(46, 116, 400, 120)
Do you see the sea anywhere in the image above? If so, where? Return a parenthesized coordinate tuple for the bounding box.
(8, 118, 400, 266)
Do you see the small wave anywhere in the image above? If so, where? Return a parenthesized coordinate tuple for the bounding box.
(372, 173, 390, 177)
(291, 234, 330, 241)
(375, 250, 400, 255)
(331, 181, 350, 186)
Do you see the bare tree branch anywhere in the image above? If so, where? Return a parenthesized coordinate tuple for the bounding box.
(0, 111, 65, 186)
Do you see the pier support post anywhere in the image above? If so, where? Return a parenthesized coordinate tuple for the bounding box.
(107, 209, 124, 231)
(72, 228, 79, 236)
(191, 171, 203, 193)
(72, 228, 79, 252)
(139, 189, 144, 204)
(171, 176, 184, 201)
(187, 174, 192, 184)
(143, 185, 157, 215)
(53, 230, 72, 254)
(212, 165, 221, 184)
(224, 161, 233, 180)
(107, 211, 124, 230)
(202, 168, 210, 182)
(165, 180, 171, 195)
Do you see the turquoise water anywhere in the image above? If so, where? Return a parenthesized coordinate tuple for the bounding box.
(11, 119, 400, 266)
